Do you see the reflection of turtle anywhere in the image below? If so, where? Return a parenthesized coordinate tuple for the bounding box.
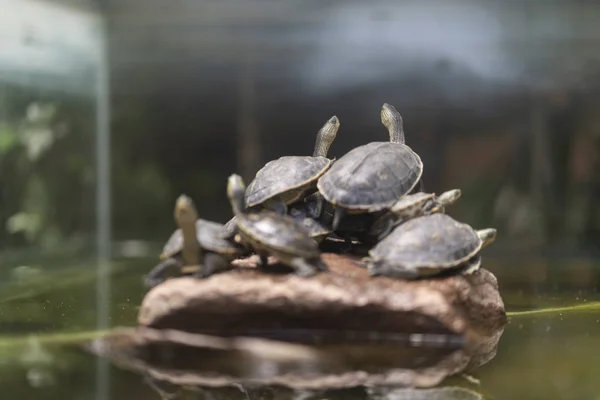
(366, 214, 496, 279)
(144, 195, 244, 287)
(244, 116, 340, 214)
(365, 189, 462, 243)
(227, 174, 327, 277)
(317, 103, 423, 230)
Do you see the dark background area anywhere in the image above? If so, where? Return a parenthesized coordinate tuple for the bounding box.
(1, 0, 600, 259)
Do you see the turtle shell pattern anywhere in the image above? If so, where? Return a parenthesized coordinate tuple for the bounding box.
(317, 142, 423, 211)
(245, 156, 332, 208)
(369, 213, 483, 271)
(161, 219, 242, 259)
(236, 211, 320, 258)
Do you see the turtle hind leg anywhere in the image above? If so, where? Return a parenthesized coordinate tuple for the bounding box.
(195, 252, 230, 279)
(289, 257, 323, 277)
(144, 258, 181, 288)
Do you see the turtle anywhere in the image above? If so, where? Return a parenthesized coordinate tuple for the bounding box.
(227, 174, 327, 277)
(144, 195, 246, 287)
(244, 115, 340, 214)
(363, 188, 462, 243)
(287, 192, 334, 243)
(365, 213, 497, 279)
(317, 103, 423, 231)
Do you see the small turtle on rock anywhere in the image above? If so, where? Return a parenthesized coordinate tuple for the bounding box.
(363, 188, 462, 243)
(365, 213, 496, 279)
(317, 103, 423, 233)
(144, 195, 245, 287)
(227, 174, 328, 277)
(244, 115, 340, 214)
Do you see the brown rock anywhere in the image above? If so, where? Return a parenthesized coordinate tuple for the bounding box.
(138, 253, 506, 342)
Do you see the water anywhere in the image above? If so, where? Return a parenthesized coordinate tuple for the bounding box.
(0, 258, 598, 399)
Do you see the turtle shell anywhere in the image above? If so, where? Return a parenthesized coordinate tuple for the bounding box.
(317, 142, 422, 212)
(368, 214, 483, 273)
(160, 219, 242, 259)
(236, 211, 320, 258)
(245, 156, 332, 208)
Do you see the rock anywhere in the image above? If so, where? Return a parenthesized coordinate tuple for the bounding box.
(138, 253, 506, 342)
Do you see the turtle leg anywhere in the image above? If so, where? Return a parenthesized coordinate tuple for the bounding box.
(332, 207, 346, 231)
(266, 197, 288, 215)
(144, 258, 181, 288)
(289, 257, 322, 277)
(259, 254, 270, 267)
(195, 252, 230, 279)
(305, 192, 324, 218)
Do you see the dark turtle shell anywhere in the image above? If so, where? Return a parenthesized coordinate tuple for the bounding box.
(245, 156, 332, 208)
(161, 219, 243, 259)
(236, 211, 320, 258)
(317, 142, 422, 212)
(368, 214, 483, 274)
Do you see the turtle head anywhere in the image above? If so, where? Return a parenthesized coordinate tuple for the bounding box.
(227, 174, 246, 216)
(174, 194, 198, 230)
(438, 189, 462, 208)
(477, 228, 497, 248)
(313, 115, 340, 157)
(381, 103, 405, 144)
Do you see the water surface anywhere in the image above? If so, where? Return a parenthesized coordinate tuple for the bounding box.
(0, 259, 598, 400)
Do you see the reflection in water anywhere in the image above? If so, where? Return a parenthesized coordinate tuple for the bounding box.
(84, 324, 502, 399)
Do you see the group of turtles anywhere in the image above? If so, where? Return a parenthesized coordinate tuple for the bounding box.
(144, 103, 497, 287)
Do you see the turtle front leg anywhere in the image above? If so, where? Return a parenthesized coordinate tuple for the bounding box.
(304, 192, 324, 219)
(265, 197, 288, 215)
(331, 207, 346, 231)
(196, 252, 230, 279)
(144, 258, 181, 288)
(259, 254, 270, 268)
(289, 257, 324, 277)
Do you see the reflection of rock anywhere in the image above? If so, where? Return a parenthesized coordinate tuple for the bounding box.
(139, 253, 506, 341)
(85, 320, 502, 391)
(367, 386, 484, 400)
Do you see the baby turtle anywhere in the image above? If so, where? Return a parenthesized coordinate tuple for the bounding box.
(317, 103, 423, 230)
(244, 115, 340, 214)
(144, 195, 245, 287)
(227, 174, 327, 277)
(366, 213, 496, 279)
(364, 189, 462, 243)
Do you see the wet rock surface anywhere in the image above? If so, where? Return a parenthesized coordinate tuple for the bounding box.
(138, 253, 506, 342)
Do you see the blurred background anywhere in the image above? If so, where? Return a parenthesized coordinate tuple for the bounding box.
(2, 0, 600, 265)
(1, 0, 600, 399)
